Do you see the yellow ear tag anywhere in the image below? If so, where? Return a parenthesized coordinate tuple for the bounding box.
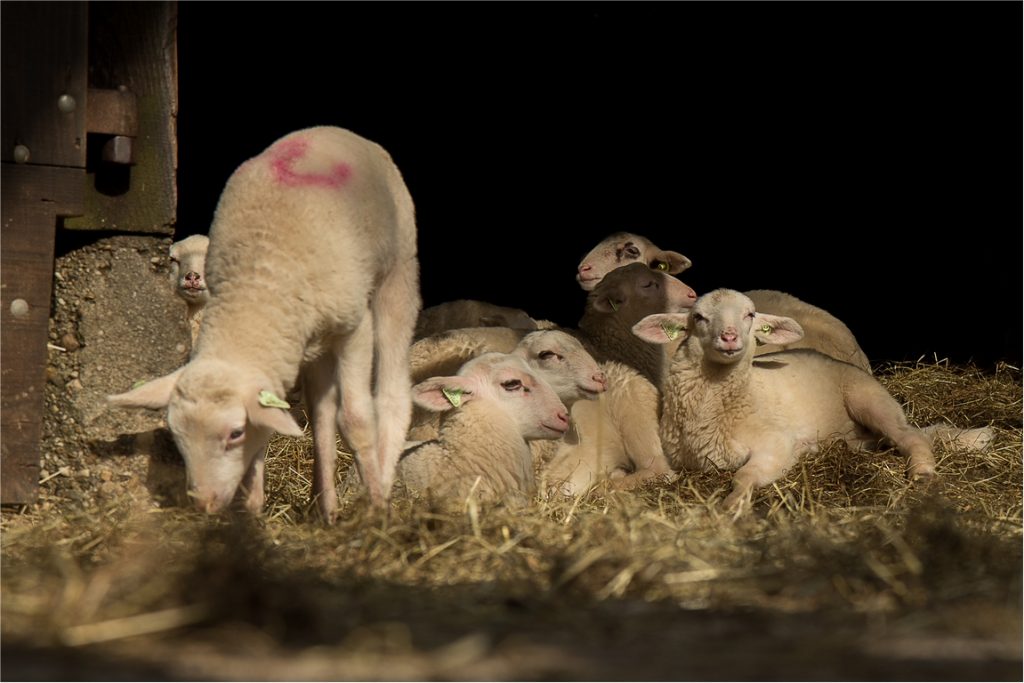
(132, 379, 147, 390)
(655, 261, 669, 271)
(661, 322, 682, 340)
(608, 299, 619, 312)
(258, 391, 290, 409)
(442, 387, 463, 408)
(760, 324, 773, 335)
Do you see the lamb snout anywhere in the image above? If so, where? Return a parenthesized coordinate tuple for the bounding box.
(714, 327, 744, 356)
(577, 263, 599, 287)
(545, 410, 571, 435)
(188, 487, 232, 514)
(580, 370, 608, 396)
(183, 271, 205, 290)
(667, 278, 698, 311)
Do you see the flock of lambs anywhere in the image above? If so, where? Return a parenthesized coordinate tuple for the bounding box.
(107, 126, 991, 523)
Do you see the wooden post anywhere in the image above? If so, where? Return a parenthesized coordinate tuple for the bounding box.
(1, 3, 89, 504)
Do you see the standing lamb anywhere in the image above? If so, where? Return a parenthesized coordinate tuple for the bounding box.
(633, 289, 936, 511)
(396, 353, 570, 505)
(108, 126, 420, 516)
(168, 234, 210, 352)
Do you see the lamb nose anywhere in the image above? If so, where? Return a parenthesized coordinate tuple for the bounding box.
(593, 371, 607, 387)
(687, 288, 697, 300)
(721, 331, 737, 342)
(579, 263, 592, 273)
(556, 411, 569, 426)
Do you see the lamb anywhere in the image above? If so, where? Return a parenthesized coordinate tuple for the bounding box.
(576, 231, 692, 291)
(406, 263, 696, 494)
(414, 299, 543, 340)
(396, 353, 570, 505)
(406, 329, 607, 443)
(574, 232, 873, 372)
(168, 234, 210, 351)
(108, 126, 421, 518)
(632, 288, 936, 511)
(745, 289, 871, 373)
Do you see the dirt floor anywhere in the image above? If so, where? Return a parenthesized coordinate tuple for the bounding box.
(1, 235, 1021, 681)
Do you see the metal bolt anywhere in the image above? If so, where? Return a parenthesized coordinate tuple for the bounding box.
(12, 145, 29, 164)
(57, 94, 77, 113)
(10, 299, 29, 317)
(101, 135, 134, 165)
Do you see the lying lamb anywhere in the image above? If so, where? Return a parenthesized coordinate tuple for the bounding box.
(576, 231, 692, 291)
(574, 231, 872, 372)
(168, 234, 210, 352)
(414, 299, 544, 340)
(109, 126, 420, 516)
(633, 288, 937, 511)
(396, 352, 570, 505)
(406, 329, 607, 443)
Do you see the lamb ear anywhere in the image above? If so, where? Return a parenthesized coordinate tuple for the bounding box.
(650, 250, 692, 274)
(752, 313, 804, 345)
(412, 376, 478, 412)
(632, 313, 689, 344)
(591, 295, 624, 313)
(247, 390, 304, 437)
(107, 367, 185, 409)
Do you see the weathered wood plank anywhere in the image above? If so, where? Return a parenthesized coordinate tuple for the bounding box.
(1, 165, 84, 504)
(0, 2, 88, 168)
(64, 1, 178, 234)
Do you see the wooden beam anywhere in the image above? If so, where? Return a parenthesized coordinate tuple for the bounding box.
(1, 165, 84, 504)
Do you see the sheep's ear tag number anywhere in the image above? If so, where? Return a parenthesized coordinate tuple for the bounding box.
(760, 324, 773, 335)
(442, 387, 463, 408)
(258, 391, 290, 409)
(661, 322, 682, 340)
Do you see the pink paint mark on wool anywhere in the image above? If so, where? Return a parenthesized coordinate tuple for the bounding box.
(269, 137, 353, 188)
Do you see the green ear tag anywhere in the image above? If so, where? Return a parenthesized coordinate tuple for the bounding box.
(608, 299, 619, 312)
(441, 387, 463, 408)
(131, 379, 147, 390)
(661, 322, 682, 341)
(760, 324, 773, 335)
(258, 391, 290, 409)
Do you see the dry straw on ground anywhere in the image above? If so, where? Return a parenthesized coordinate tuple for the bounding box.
(2, 360, 1021, 680)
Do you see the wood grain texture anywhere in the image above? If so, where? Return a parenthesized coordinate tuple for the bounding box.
(1, 165, 84, 504)
(0, 2, 88, 168)
(64, 1, 178, 234)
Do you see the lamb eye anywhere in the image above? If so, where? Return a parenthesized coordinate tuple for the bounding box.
(745, 311, 755, 319)
(501, 379, 523, 391)
(228, 427, 245, 441)
(692, 313, 706, 323)
(624, 244, 641, 258)
(538, 350, 562, 361)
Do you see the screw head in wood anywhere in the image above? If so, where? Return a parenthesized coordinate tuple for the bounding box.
(10, 299, 30, 317)
(57, 94, 77, 113)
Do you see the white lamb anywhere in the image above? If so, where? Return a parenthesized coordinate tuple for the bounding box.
(406, 329, 607, 443)
(168, 234, 210, 351)
(414, 299, 542, 340)
(574, 231, 872, 372)
(396, 353, 570, 505)
(632, 288, 937, 511)
(108, 126, 420, 518)
(576, 231, 692, 291)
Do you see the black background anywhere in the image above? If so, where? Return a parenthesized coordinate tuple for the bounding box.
(176, 3, 1022, 369)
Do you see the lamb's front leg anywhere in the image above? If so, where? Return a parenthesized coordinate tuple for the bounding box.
(240, 446, 266, 514)
(721, 439, 796, 513)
